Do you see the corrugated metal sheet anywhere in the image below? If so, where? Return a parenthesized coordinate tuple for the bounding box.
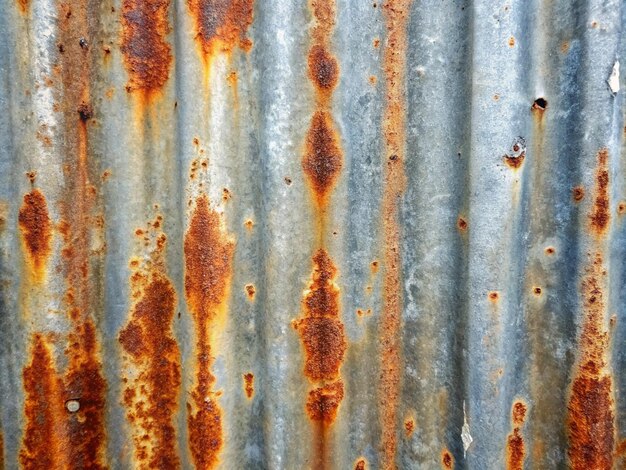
(0, 0, 625, 468)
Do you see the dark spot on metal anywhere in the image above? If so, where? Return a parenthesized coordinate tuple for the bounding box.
(26, 171, 36, 183)
(18, 189, 52, 279)
(119, 227, 182, 468)
(533, 287, 542, 296)
(284, 177, 292, 185)
(184, 194, 234, 470)
(567, 253, 615, 469)
(243, 373, 254, 399)
(442, 450, 454, 469)
(245, 283, 255, 300)
(308, 44, 338, 91)
(306, 381, 344, 423)
(573, 186, 585, 202)
(79, 37, 88, 49)
(77, 102, 93, 122)
(222, 188, 231, 201)
(121, 0, 173, 97)
(532, 97, 547, 111)
(187, 0, 254, 61)
(354, 458, 367, 470)
(589, 149, 610, 236)
(302, 111, 343, 204)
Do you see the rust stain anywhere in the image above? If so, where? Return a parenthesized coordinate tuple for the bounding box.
(243, 373, 254, 398)
(184, 194, 235, 470)
(308, 44, 339, 91)
(504, 153, 525, 169)
(589, 149, 610, 235)
(567, 253, 615, 469)
(545, 246, 556, 255)
(379, 2, 411, 468)
(16, 0, 28, 13)
(187, 0, 254, 62)
(302, 111, 343, 204)
(617, 201, 625, 215)
(508, 36, 515, 47)
(355, 458, 367, 470)
(306, 381, 345, 424)
(244, 218, 254, 230)
(506, 401, 527, 470)
(573, 186, 585, 202)
(18, 189, 52, 280)
(245, 283, 256, 300)
(119, 221, 181, 468)
(20, 335, 67, 470)
(404, 418, 414, 437)
(457, 216, 468, 231)
(488, 291, 500, 302)
(441, 449, 454, 469)
(120, 0, 173, 98)
(532, 97, 547, 112)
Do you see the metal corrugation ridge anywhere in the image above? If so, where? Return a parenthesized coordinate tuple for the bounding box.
(0, 0, 625, 469)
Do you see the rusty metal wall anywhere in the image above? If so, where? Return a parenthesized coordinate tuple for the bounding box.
(0, 0, 625, 469)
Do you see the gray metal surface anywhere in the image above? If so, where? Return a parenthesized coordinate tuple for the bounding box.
(0, 0, 625, 469)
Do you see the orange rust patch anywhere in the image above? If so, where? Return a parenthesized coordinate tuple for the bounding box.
(302, 111, 343, 205)
(589, 149, 610, 236)
(488, 291, 499, 302)
(404, 418, 414, 437)
(16, 0, 28, 13)
(457, 216, 468, 231)
(293, 249, 346, 383)
(508, 36, 515, 47)
(504, 153, 525, 169)
(308, 44, 339, 92)
(371, 260, 379, 273)
(379, 3, 411, 467)
(245, 283, 256, 300)
(306, 381, 344, 423)
(373, 38, 380, 48)
(243, 373, 254, 398)
(567, 253, 615, 469)
(506, 400, 527, 470)
(533, 286, 542, 296)
(244, 219, 254, 230)
(18, 189, 52, 279)
(617, 201, 625, 215)
(20, 335, 67, 469)
(441, 449, 454, 469)
(187, 0, 254, 61)
(121, 0, 173, 97)
(184, 194, 234, 470)
(354, 458, 367, 470)
(545, 246, 555, 255)
(119, 226, 181, 469)
(573, 186, 585, 202)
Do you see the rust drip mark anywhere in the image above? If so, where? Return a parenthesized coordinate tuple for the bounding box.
(380, 2, 411, 467)
(0, 431, 3, 470)
(488, 291, 500, 302)
(119, 223, 181, 469)
(404, 418, 414, 437)
(245, 283, 256, 300)
(354, 458, 367, 470)
(441, 449, 454, 469)
(302, 111, 343, 205)
(589, 149, 610, 236)
(293, 250, 346, 385)
(120, 0, 173, 98)
(20, 335, 67, 470)
(18, 189, 52, 279)
(532, 97, 547, 112)
(184, 194, 235, 470)
(306, 381, 345, 423)
(308, 44, 338, 93)
(573, 186, 585, 202)
(506, 401, 527, 470)
(503, 136, 526, 170)
(243, 373, 254, 399)
(567, 253, 615, 469)
(16, 0, 28, 13)
(187, 0, 254, 62)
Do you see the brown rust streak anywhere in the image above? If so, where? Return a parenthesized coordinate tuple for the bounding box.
(16, 0, 28, 13)
(121, 0, 172, 100)
(441, 449, 454, 469)
(354, 458, 367, 470)
(243, 373, 254, 398)
(184, 194, 235, 470)
(187, 0, 254, 64)
(506, 401, 527, 470)
(589, 149, 610, 235)
(18, 189, 52, 280)
(380, 1, 411, 468)
(19, 335, 68, 469)
(119, 225, 181, 469)
(567, 253, 615, 469)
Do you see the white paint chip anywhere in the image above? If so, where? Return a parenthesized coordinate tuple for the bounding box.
(461, 400, 473, 457)
(608, 61, 620, 95)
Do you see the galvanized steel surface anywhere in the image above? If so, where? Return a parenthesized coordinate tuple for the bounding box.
(0, 0, 625, 469)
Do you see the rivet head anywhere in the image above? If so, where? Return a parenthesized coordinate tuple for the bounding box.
(66, 399, 80, 413)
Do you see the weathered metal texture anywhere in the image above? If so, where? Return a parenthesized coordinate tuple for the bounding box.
(0, 0, 625, 468)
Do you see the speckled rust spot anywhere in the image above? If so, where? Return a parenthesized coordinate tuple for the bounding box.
(306, 381, 344, 423)
(18, 189, 52, 278)
(20, 335, 67, 469)
(184, 194, 234, 470)
(457, 216, 467, 231)
(512, 401, 526, 425)
(354, 458, 367, 470)
(294, 249, 346, 383)
(245, 283, 256, 300)
(119, 229, 181, 469)
(506, 400, 527, 470)
(308, 44, 338, 91)
(243, 373, 254, 398)
(504, 153, 525, 169)
(545, 246, 555, 255)
(567, 253, 614, 469)
(302, 111, 343, 204)
(441, 449, 454, 469)
(187, 0, 254, 61)
(121, 0, 172, 97)
(380, 3, 411, 467)
(404, 418, 414, 437)
(589, 149, 610, 236)
(573, 186, 585, 202)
